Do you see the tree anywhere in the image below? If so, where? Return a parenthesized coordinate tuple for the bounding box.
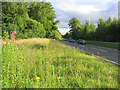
(89, 22, 96, 40)
(67, 17, 119, 42)
(117, 19, 120, 41)
(63, 32, 71, 39)
(83, 20, 92, 39)
(2, 2, 61, 39)
(68, 17, 81, 39)
(96, 17, 105, 40)
(28, 2, 59, 38)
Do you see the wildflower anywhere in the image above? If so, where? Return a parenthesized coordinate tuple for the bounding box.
(10, 40, 12, 43)
(14, 30, 16, 34)
(10, 40, 12, 46)
(0, 40, 4, 46)
(1, 43, 3, 46)
(6, 31, 9, 38)
(85, 63, 87, 66)
(14, 28, 16, 34)
(35, 76, 40, 81)
(14, 41, 17, 45)
(0, 40, 2, 44)
(11, 29, 17, 40)
(58, 77, 62, 79)
(58, 77, 60, 79)
(11, 32, 14, 35)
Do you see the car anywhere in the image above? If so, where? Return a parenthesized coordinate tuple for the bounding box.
(69, 39, 75, 43)
(77, 39, 86, 45)
(65, 38, 68, 41)
(63, 38, 65, 40)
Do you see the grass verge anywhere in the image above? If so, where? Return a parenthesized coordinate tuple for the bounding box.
(2, 38, 119, 88)
(86, 42, 119, 49)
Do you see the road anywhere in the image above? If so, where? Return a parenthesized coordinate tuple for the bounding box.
(59, 40, 120, 65)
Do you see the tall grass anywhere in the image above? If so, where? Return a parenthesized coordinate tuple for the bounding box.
(2, 38, 119, 88)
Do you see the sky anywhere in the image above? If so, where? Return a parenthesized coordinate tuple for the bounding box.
(45, 0, 119, 35)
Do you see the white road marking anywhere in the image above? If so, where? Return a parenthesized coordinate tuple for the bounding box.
(99, 49, 107, 52)
(92, 47, 98, 50)
(79, 45, 85, 47)
(92, 47, 107, 52)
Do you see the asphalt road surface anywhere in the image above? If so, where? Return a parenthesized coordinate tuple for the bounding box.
(59, 40, 120, 65)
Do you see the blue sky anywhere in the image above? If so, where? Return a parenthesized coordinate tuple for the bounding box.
(45, 0, 119, 35)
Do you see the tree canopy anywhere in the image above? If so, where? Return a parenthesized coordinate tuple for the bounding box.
(2, 2, 62, 39)
(64, 17, 119, 42)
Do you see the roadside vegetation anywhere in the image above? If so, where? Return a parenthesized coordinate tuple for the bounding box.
(1, 1, 120, 88)
(2, 38, 119, 88)
(86, 42, 119, 50)
(2, 2, 62, 40)
(63, 17, 120, 42)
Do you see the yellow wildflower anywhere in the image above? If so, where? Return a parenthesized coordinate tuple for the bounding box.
(36, 77, 40, 81)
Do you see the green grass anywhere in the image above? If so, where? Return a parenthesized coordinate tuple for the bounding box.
(0, 45, 1, 89)
(86, 42, 119, 49)
(2, 38, 119, 88)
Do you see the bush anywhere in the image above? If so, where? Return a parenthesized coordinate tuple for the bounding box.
(25, 19, 46, 38)
(50, 30, 63, 39)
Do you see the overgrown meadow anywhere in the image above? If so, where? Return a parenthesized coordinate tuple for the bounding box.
(1, 31, 119, 88)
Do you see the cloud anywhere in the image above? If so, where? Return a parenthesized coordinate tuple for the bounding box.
(56, 15, 69, 21)
(54, 2, 101, 15)
(55, 15, 70, 30)
(57, 21, 69, 28)
(58, 27, 70, 35)
(119, 1, 120, 19)
(46, 0, 118, 2)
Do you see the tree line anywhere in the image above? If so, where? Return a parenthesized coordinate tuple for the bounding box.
(63, 17, 120, 42)
(2, 2, 62, 39)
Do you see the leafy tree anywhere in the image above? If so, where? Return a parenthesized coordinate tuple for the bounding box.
(89, 22, 96, 40)
(106, 18, 117, 41)
(2, 2, 61, 39)
(50, 30, 62, 39)
(28, 2, 59, 38)
(67, 16, 119, 42)
(63, 32, 71, 39)
(96, 17, 105, 40)
(83, 20, 91, 39)
(116, 18, 120, 41)
(68, 17, 81, 39)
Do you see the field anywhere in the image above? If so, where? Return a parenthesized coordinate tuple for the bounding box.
(2, 38, 119, 88)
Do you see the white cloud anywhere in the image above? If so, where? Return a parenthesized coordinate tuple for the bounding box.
(56, 20, 69, 28)
(58, 27, 70, 35)
(46, 0, 119, 3)
(56, 15, 69, 21)
(55, 16, 70, 29)
(55, 2, 101, 14)
(119, 1, 120, 19)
